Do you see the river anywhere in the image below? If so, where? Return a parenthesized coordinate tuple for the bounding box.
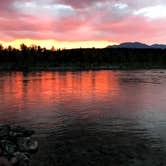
(0, 70, 166, 165)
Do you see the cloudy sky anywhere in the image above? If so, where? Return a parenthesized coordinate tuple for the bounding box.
(1, 0, 166, 48)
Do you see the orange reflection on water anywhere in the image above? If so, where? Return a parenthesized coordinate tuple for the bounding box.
(38, 71, 119, 101)
(0, 71, 120, 109)
(1, 72, 23, 100)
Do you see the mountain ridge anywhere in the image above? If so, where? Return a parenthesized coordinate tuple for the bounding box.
(107, 42, 166, 49)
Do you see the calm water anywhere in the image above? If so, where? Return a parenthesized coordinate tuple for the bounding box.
(1, 70, 166, 165)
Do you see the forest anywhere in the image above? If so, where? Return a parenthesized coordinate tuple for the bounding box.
(0, 44, 166, 70)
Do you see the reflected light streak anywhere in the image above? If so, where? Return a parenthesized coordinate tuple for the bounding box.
(1, 71, 120, 109)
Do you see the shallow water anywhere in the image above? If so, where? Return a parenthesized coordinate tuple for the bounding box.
(0, 70, 166, 165)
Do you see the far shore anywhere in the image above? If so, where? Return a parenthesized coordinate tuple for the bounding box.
(1, 47, 166, 72)
(0, 65, 166, 72)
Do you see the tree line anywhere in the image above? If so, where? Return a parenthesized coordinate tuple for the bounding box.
(0, 44, 166, 70)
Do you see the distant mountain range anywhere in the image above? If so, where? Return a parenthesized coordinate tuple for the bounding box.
(107, 42, 166, 49)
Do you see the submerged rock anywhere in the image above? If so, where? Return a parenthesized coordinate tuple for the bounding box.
(12, 152, 30, 166)
(17, 137, 38, 152)
(1, 140, 17, 156)
(0, 125, 38, 166)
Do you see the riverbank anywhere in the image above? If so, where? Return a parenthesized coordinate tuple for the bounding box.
(0, 64, 166, 72)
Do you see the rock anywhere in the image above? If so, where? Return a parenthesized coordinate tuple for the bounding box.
(13, 152, 30, 166)
(10, 154, 29, 166)
(0, 140, 17, 156)
(0, 125, 10, 139)
(9, 131, 23, 139)
(10, 126, 34, 138)
(17, 137, 38, 152)
(0, 125, 38, 166)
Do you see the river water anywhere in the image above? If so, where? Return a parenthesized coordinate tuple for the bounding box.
(0, 70, 166, 165)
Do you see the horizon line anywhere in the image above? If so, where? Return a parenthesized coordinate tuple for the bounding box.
(0, 39, 118, 49)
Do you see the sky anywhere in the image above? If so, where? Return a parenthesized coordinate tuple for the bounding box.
(1, 0, 166, 49)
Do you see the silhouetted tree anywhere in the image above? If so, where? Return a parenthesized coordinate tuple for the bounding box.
(0, 44, 3, 51)
(8, 45, 13, 52)
(20, 44, 28, 52)
(0, 43, 166, 70)
(51, 46, 56, 51)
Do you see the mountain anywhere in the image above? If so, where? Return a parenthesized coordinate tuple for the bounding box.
(151, 44, 166, 49)
(107, 42, 166, 49)
(107, 42, 150, 49)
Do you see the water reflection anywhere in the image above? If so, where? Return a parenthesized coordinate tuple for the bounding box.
(0, 71, 119, 103)
(1, 70, 166, 165)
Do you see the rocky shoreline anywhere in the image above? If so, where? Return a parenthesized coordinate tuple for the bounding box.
(0, 125, 38, 166)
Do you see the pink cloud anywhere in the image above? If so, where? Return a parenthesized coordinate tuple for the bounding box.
(0, 0, 166, 44)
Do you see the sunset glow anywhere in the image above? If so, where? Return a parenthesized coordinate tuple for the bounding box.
(1, 0, 166, 48)
(0, 39, 117, 49)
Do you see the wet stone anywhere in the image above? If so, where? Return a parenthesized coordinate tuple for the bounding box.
(1, 140, 17, 156)
(13, 152, 30, 166)
(0, 125, 38, 166)
(17, 137, 38, 152)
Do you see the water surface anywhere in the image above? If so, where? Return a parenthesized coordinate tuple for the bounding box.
(0, 70, 166, 165)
